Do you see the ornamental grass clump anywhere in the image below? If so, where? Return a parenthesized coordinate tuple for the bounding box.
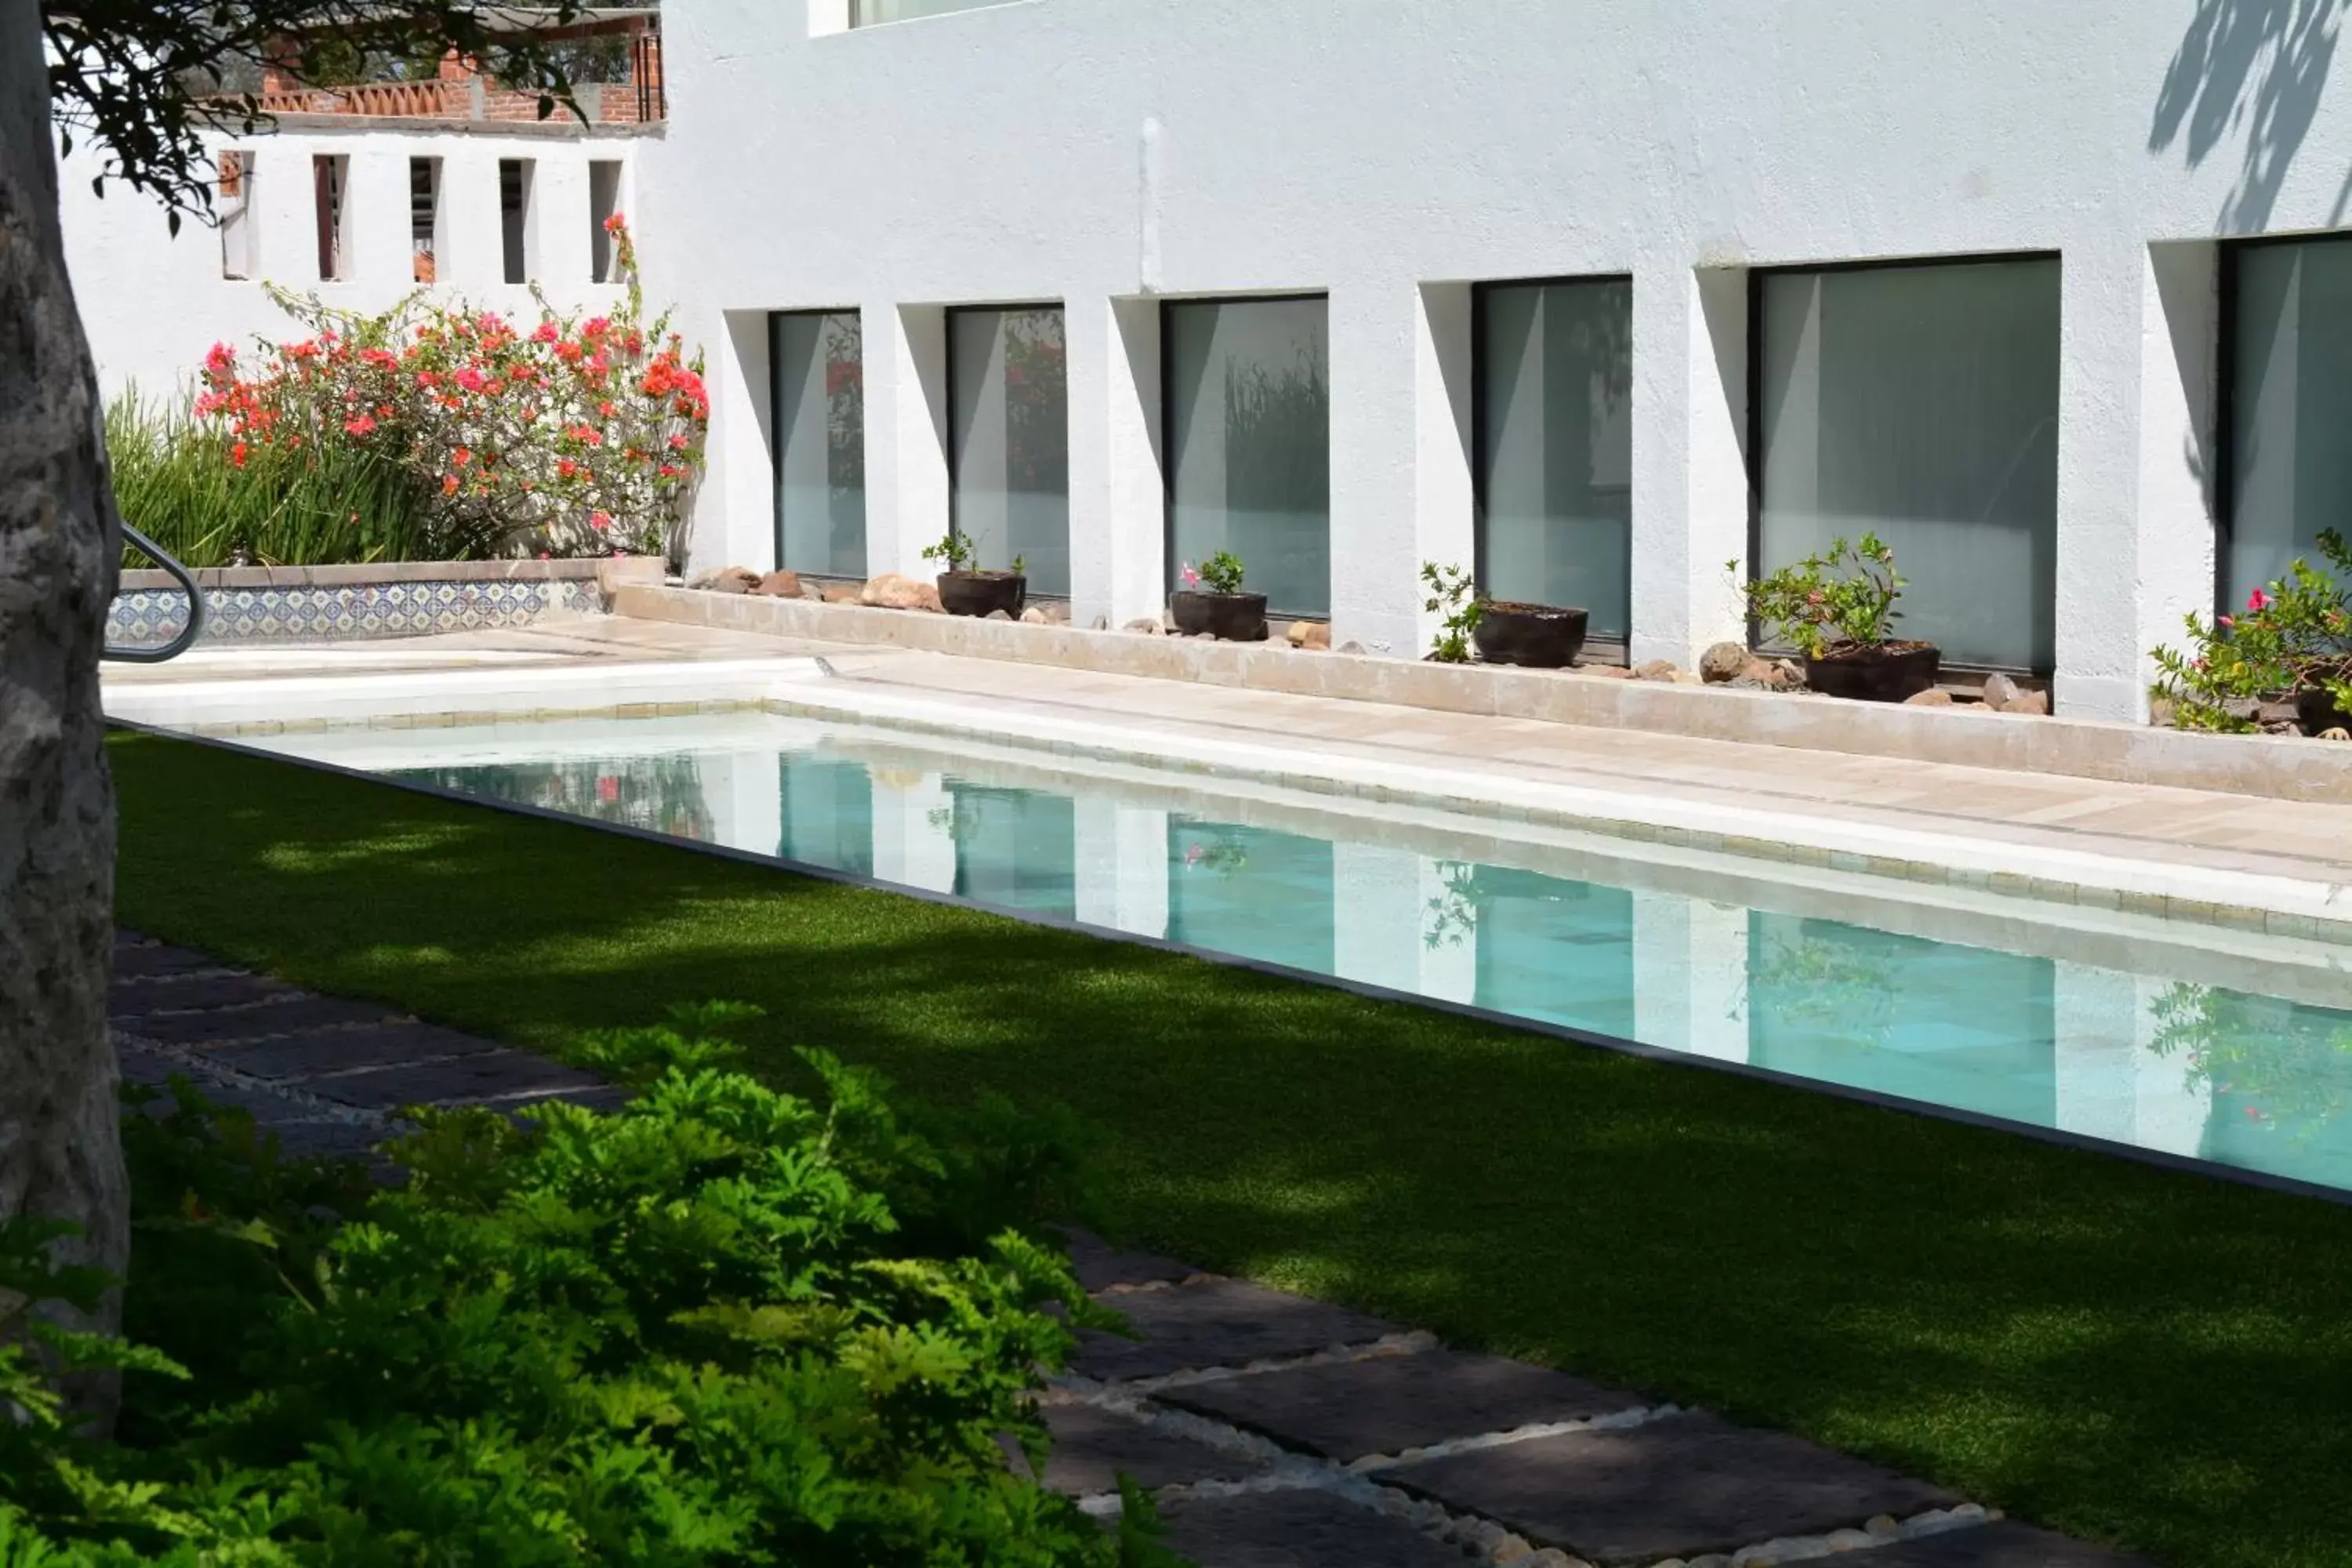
(2151, 532, 2352, 733)
(191, 214, 707, 563)
(0, 1004, 1176, 1566)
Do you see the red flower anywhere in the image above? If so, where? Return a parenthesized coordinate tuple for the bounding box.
(343, 413, 376, 436)
(455, 367, 487, 393)
(205, 341, 235, 373)
(658, 463, 684, 478)
(442, 474, 461, 495)
(229, 441, 248, 467)
(590, 510, 612, 532)
(2248, 586, 2272, 612)
(452, 447, 472, 468)
(598, 400, 616, 418)
(557, 458, 578, 478)
(532, 321, 560, 344)
(666, 434, 689, 451)
(602, 212, 626, 234)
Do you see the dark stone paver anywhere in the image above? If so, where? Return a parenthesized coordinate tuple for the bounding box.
(319, 1050, 608, 1111)
(110, 973, 296, 1015)
(208, 1022, 503, 1080)
(1163, 1349, 1642, 1463)
(1852, 1522, 2151, 1566)
(125, 996, 405, 1045)
(1065, 1229, 1200, 1292)
(1075, 1279, 1400, 1382)
(1380, 1411, 1959, 1567)
(1152, 1489, 1470, 1568)
(1023, 1403, 1267, 1497)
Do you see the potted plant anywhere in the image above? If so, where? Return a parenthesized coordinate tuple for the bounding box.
(1733, 534, 1936, 702)
(1170, 550, 1268, 641)
(2152, 531, 2352, 736)
(921, 531, 1025, 619)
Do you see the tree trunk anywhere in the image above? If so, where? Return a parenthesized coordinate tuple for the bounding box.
(0, 0, 130, 1369)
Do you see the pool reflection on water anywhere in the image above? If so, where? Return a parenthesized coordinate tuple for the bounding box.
(244, 712, 2352, 1198)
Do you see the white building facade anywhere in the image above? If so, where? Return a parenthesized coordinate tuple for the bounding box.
(63, 0, 2352, 720)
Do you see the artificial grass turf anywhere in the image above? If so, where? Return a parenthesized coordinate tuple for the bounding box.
(111, 729, 2352, 1568)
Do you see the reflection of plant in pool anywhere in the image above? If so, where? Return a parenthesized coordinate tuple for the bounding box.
(1744, 931, 1900, 1048)
(394, 755, 713, 841)
(1422, 860, 1481, 949)
(1179, 833, 1249, 876)
(2149, 982, 2352, 1133)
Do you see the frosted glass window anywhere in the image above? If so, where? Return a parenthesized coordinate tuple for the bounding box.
(771, 310, 866, 577)
(950, 307, 1069, 595)
(1757, 259, 2060, 672)
(1477, 278, 1633, 636)
(1166, 297, 1330, 617)
(2229, 240, 2352, 609)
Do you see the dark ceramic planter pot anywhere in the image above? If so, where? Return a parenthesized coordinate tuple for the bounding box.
(1170, 590, 1269, 641)
(1803, 640, 1941, 702)
(1473, 601, 1590, 669)
(937, 571, 1026, 619)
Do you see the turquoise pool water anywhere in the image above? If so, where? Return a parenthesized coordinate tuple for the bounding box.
(250, 712, 2352, 1197)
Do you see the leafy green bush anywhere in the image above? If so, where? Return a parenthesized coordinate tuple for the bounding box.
(1731, 534, 1907, 656)
(2, 1007, 1170, 1566)
(2150, 532, 2352, 732)
(1420, 561, 1482, 663)
(106, 390, 452, 569)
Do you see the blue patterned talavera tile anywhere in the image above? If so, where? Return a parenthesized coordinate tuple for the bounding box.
(106, 576, 589, 648)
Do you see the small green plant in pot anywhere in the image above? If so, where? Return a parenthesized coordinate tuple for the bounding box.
(1171, 550, 1268, 641)
(2151, 532, 2352, 735)
(924, 529, 1027, 618)
(1732, 533, 1937, 702)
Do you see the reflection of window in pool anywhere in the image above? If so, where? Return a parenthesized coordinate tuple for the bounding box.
(1745, 913, 2056, 1129)
(1461, 867, 1635, 1040)
(943, 785, 1076, 917)
(776, 755, 873, 877)
(2151, 982, 2352, 1177)
(1164, 820, 1334, 975)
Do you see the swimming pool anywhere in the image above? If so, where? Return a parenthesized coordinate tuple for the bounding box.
(241, 710, 2352, 1198)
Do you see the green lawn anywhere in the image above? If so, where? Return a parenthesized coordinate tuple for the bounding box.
(111, 730, 2352, 1568)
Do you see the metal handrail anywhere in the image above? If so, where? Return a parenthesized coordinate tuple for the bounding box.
(104, 523, 207, 663)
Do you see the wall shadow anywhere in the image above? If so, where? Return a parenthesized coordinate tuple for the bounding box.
(2151, 0, 2352, 230)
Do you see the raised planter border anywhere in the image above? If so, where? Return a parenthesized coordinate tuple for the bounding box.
(111, 557, 664, 646)
(615, 584, 2352, 808)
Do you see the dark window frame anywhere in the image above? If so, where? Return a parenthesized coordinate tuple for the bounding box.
(1743, 249, 2064, 677)
(1157, 290, 1331, 620)
(1469, 272, 1635, 661)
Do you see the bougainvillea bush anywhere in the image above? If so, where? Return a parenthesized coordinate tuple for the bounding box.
(2150, 531, 2352, 733)
(193, 215, 707, 562)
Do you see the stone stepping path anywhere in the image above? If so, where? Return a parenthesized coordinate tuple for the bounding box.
(106, 934, 2148, 1568)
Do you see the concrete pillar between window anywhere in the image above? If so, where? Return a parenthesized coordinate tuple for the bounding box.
(1413, 282, 1476, 661)
(1329, 285, 1418, 655)
(250, 138, 316, 282)
(2055, 241, 2164, 720)
(869, 770, 956, 895)
(437, 147, 501, 292)
(698, 751, 782, 858)
(862, 302, 949, 581)
(345, 147, 409, 285)
(2134, 241, 2222, 720)
(1066, 295, 1163, 630)
(1628, 261, 1748, 670)
(1415, 858, 1477, 1007)
(1330, 843, 1422, 992)
(530, 154, 592, 294)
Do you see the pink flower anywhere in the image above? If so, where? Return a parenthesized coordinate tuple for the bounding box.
(204, 341, 235, 373)
(2249, 586, 2272, 612)
(2216, 615, 2234, 630)
(343, 414, 376, 437)
(1181, 562, 1200, 588)
(532, 321, 560, 344)
(455, 366, 487, 393)
(590, 510, 612, 532)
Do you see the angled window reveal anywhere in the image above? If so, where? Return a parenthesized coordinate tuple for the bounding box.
(2224, 236, 2352, 615)
(949, 305, 1069, 597)
(771, 310, 867, 577)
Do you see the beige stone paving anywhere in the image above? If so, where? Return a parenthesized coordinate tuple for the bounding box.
(815, 648, 2352, 884)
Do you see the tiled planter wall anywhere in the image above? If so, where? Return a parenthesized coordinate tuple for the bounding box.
(108, 560, 657, 646)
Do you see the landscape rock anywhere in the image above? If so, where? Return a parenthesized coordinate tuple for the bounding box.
(1980, 673, 2021, 709)
(1123, 618, 1163, 635)
(691, 566, 760, 595)
(2001, 691, 2050, 716)
(860, 572, 938, 612)
(1699, 641, 1750, 683)
(2263, 720, 2302, 735)
(1287, 619, 1332, 650)
(753, 569, 802, 598)
(799, 580, 826, 600)
(1670, 670, 1706, 685)
(1633, 659, 1679, 682)
(1579, 663, 1633, 679)
(1091, 615, 1109, 630)
(1903, 688, 1955, 707)
(2255, 698, 2300, 728)
(984, 608, 1013, 620)
(1338, 641, 1366, 655)
(2322, 728, 2352, 742)
(821, 581, 864, 604)
(1020, 607, 1049, 624)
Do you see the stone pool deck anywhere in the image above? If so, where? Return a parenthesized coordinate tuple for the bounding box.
(110, 931, 2143, 1568)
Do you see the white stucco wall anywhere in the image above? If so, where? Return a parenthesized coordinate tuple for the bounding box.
(61, 121, 644, 407)
(60, 2, 2352, 718)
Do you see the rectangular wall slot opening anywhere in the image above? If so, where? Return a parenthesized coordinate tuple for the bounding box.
(409, 157, 441, 283)
(589, 160, 623, 281)
(218, 151, 252, 280)
(311, 154, 350, 281)
(499, 158, 535, 285)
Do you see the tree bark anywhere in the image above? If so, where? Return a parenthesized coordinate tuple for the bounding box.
(0, 0, 129, 1359)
